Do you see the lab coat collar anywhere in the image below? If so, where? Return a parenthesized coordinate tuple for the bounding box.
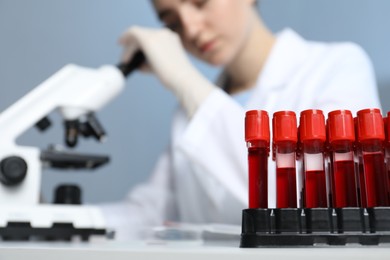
(256, 28, 310, 91)
(217, 28, 310, 92)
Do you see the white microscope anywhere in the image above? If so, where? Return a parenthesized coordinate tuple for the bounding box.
(0, 52, 145, 241)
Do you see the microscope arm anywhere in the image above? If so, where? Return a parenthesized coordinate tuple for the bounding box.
(0, 52, 145, 205)
(0, 65, 125, 146)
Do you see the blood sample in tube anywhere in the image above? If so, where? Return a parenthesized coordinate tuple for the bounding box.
(384, 114, 390, 202)
(328, 110, 358, 208)
(273, 111, 298, 208)
(245, 110, 270, 208)
(299, 109, 327, 208)
(357, 108, 389, 207)
(354, 117, 366, 207)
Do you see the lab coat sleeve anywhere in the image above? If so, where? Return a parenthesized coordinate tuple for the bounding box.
(314, 43, 382, 114)
(174, 88, 248, 206)
(98, 149, 176, 240)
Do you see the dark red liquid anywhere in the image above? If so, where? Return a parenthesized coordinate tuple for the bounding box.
(363, 152, 390, 207)
(386, 150, 390, 202)
(387, 170, 390, 204)
(358, 162, 367, 207)
(387, 159, 390, 202)
(332, 160, 358, 207)
(305, 170, 327, 208)
(276, 167, 297, 208)
(248, 147, 268, 208)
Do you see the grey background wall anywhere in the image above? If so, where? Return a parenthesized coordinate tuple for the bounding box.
(0, 0, 389, 203)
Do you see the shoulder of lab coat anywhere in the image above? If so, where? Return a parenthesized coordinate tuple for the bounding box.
(99, 149, 177, 240)
(310, 42, 381, 113)
(250, 28, 381, 115)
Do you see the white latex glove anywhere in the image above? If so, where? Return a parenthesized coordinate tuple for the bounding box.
(119, 26, 214, 118)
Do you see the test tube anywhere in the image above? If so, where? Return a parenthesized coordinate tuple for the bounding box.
(296, 127, 305, 208)
(299, 109, 327, 208)
(325, 118, 333, 207)
(328, 110, 358, 208)
(357, 108, 389, 207)
(354, 117, 366, 207)
(272, 111, 298, 208)
(245, 110, 270, 209)
(385, 114, 390, 202)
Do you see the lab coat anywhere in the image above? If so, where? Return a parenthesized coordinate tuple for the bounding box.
(100, 28, 381, 240)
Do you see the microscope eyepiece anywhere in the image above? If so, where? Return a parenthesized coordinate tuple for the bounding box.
(117, 51, 145, 77)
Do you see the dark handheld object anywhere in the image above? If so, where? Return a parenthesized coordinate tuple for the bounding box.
(117, 51, 146, 77)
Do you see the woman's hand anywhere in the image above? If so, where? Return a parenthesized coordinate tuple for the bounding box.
(119, 26, 214, 117)
(120, 27, 191, 90)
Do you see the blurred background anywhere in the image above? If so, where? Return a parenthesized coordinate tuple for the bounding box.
(0, 0, 389, 203)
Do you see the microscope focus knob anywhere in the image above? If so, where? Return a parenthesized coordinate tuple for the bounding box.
(0, 156, 28, 186)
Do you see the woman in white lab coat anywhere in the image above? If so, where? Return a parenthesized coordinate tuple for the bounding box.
(100, 0, 381, 240)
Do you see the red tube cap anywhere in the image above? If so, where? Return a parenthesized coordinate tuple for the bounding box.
(299, 109, 326, 142)
(357, 108, 385, 141)
(272, 111, 297, 142)
(245, 110, 270, 142)
(328, 110, 355, 143)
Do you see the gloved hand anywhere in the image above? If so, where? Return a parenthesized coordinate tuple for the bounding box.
(119, 26, 215, 118)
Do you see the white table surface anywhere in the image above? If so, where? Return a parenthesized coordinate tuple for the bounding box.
(1, 239, 390, 260)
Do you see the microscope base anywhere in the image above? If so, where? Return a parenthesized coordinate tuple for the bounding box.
(0, 205, 111, 241)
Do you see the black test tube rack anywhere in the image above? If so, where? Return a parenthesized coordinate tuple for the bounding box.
(240, 207, 390, 247)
